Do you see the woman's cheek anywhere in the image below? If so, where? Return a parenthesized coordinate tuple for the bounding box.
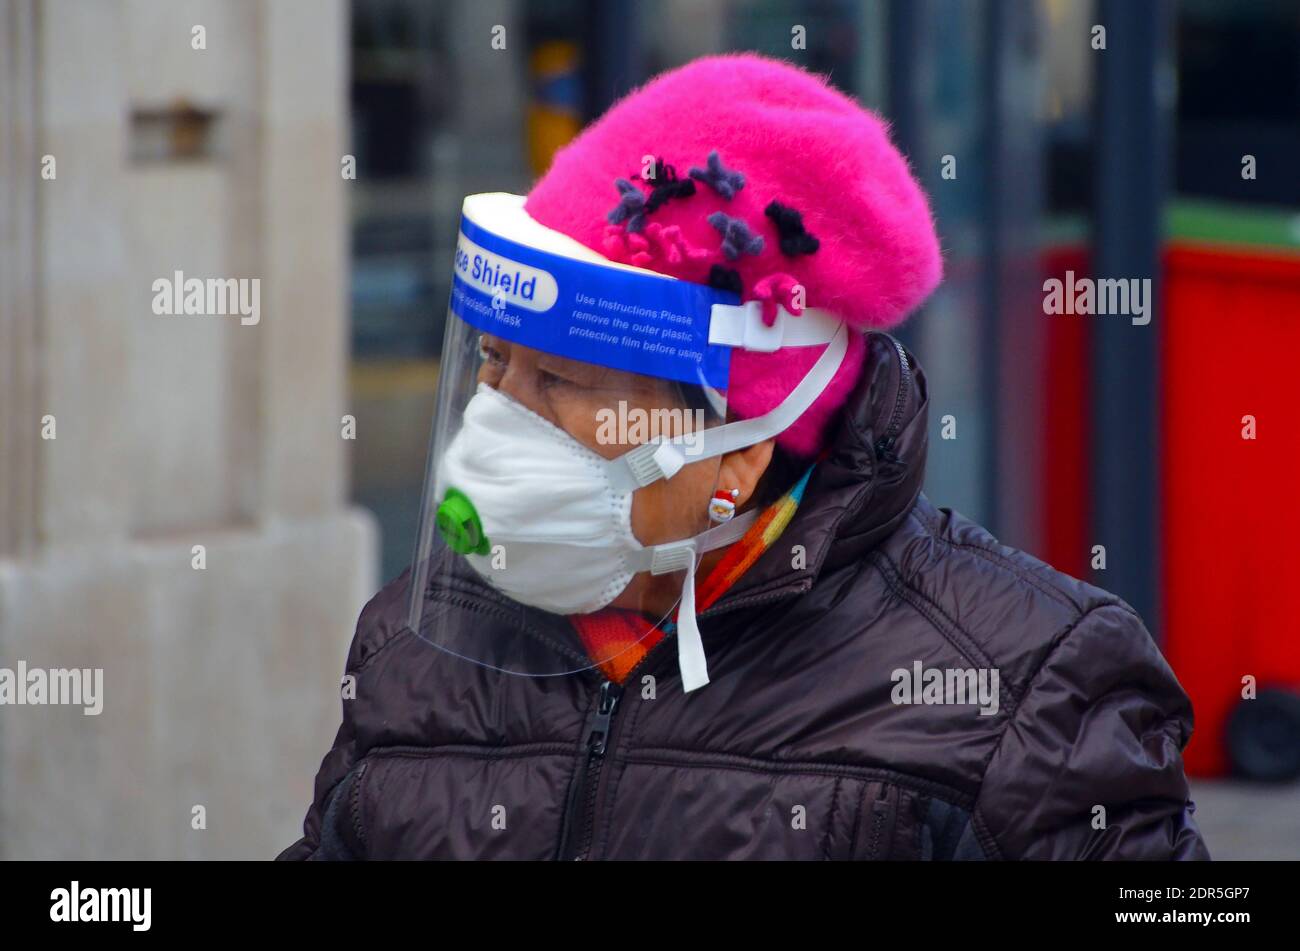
(629, 462, 715, 546)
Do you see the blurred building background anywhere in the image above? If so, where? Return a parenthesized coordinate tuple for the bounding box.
(1, 0, 1297, 858)
(1, 0, 376, 859)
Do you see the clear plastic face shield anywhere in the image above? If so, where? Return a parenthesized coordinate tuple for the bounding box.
(410, 194, 736, 686)
(410, 194, 848, 690)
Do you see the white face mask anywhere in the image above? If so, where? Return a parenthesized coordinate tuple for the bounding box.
(437, 383, 643, 615)
(435, 383, 756, 688)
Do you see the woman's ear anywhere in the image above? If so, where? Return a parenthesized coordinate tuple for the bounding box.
(716, 438, 776, 509)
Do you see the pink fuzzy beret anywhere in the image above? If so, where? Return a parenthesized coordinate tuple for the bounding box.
(525, 53, 942, 456)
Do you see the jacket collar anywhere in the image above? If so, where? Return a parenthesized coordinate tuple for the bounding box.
(704, 331, 929, 616)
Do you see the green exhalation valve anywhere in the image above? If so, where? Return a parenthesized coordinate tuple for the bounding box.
(435, 487, 490, 556)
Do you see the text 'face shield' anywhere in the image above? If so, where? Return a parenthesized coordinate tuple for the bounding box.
(408, 194, 739, 679)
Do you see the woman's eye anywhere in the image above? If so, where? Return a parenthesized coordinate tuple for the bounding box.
(478, 339, 505, 365)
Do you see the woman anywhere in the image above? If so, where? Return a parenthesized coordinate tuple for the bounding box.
(281, 54, 1208, 861)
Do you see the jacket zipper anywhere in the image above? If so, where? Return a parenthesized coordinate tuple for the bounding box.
(874, 335, 912, 461)
(861, 784, 899, 860)
(558, 678, 622, 860)
(557, 634, 678, 861)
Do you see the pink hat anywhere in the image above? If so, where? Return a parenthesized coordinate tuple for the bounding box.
(525, 53, 942, 456)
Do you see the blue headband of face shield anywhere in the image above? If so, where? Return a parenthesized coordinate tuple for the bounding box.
(451, 193, 738, 389)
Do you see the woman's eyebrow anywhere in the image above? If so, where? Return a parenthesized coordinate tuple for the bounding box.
(536, 354, 626, 387)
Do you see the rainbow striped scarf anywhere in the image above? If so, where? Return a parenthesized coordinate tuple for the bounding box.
(570, 465, 816, 683)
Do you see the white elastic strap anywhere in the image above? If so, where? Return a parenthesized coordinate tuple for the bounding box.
(664, 513, 756, 692)
(708, 302, 842, 353)
(688, 321, 848, 459)
(676, 557, 708, 692)
(688, 507, 758, 552)
(672, 512, 756, 692)
(622, 509, 758, 691)
(624, 509, 757, 576)
(607, 321, 849, 492)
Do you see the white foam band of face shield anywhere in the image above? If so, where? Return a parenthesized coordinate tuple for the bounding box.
(606, 321, 850, 494)
(707, 301, 842, 353)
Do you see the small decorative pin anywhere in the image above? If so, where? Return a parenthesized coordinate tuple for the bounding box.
(708, 488, 740, 523)
(689, 151, 745, 199)
(643, 159, 696, 213)
(764, 201, 820, 256)
(752, 271, 803, 325)
(607, 178, 648, 232)
(708, 264, 743, 296)
(708, 212, 765, 260)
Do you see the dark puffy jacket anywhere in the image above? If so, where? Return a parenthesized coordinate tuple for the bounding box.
(281, 333, 1209, 861)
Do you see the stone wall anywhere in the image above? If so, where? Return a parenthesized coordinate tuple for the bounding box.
(0, 0, 378, 858)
